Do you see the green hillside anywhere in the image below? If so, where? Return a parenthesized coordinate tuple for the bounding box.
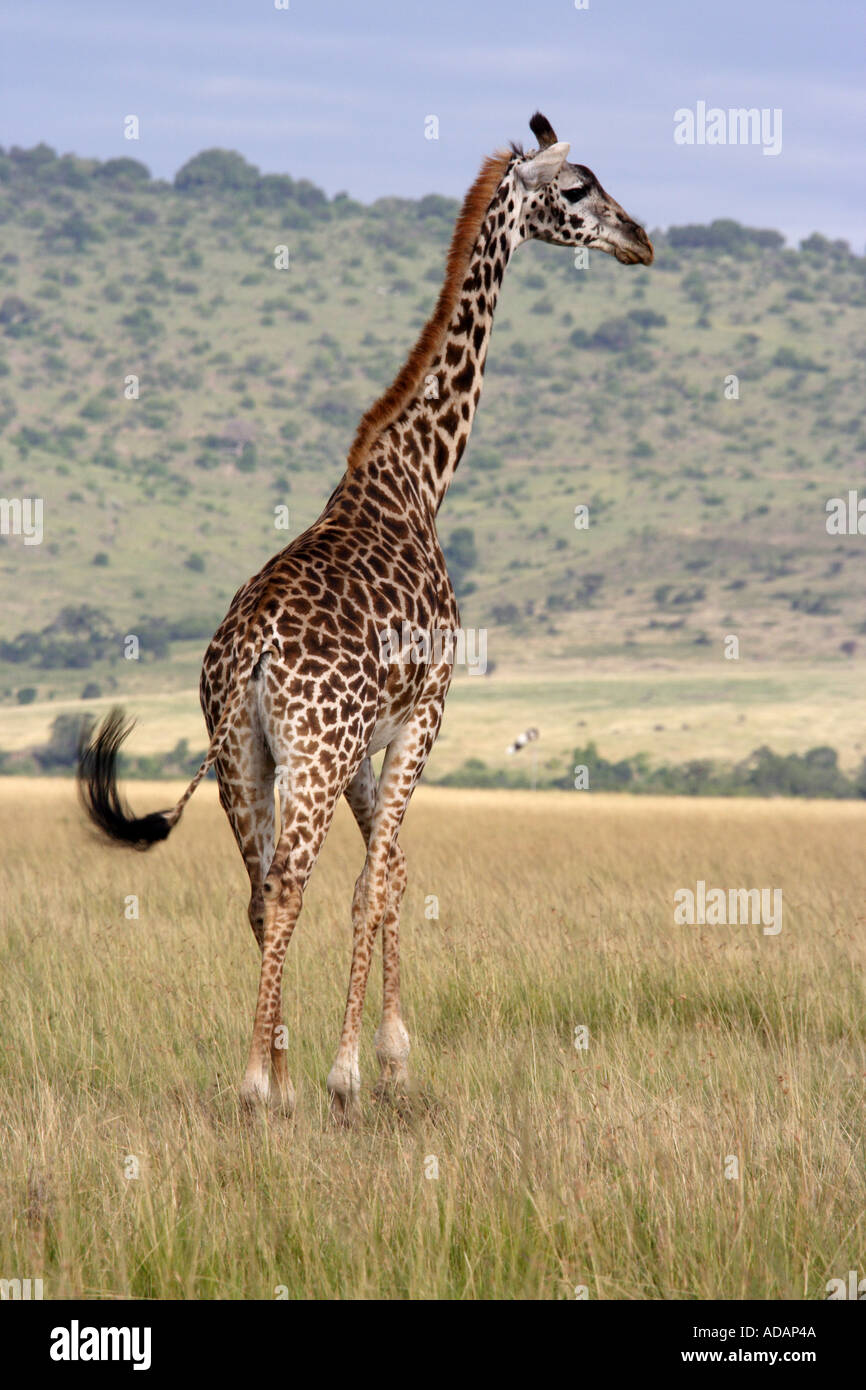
(0, 143, 864, 783)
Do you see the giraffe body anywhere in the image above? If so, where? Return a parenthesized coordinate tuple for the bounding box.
(79, 113, 652, 1121)
(199, 489, 456, 1112)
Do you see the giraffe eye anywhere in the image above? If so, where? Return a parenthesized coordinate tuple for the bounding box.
(562, 186, 589, 204)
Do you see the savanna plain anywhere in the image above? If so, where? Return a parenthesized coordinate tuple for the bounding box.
(1, 779, 863, 1299)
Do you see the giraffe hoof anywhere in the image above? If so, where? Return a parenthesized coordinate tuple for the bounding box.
(239, 1073, 270, 1109)
(371, 1078, 419, 1123)
(329, 1091, 360, 1127)
(374, 1065, 411, 1093)
(374, 1020, 410, 1087)
(271, 1084, 296, 1117)
(327, 1064, 361, 1126)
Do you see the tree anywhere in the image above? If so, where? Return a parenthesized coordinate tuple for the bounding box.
(95, 157, 151, 184)
(443, 527, 479, 598)
(8, 143, 57, 174)
(53, 211, 104, 251)
(417, 194, 457, 220)
(629, 308, 667, 329)
(668, 220, 784, 253)
(591, 317, 638, 351)
(256, 173, 296, 208)
(35, 714, 84, 769)
(175, 149, 260, 194)
(292, 178, 329, 212)
(0, 295, 39, 336)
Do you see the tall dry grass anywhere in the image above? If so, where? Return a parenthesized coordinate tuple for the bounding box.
(0, 780, 864, 1298)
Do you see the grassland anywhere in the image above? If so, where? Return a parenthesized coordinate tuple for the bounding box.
(1, 780, 864, 1299)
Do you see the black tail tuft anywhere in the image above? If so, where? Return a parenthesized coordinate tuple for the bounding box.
(77, 708, 174, 851)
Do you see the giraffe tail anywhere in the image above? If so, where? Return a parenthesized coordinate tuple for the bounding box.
(77, 702, 233, 852)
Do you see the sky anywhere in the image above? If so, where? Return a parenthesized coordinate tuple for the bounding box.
(0, 0, 863, 247)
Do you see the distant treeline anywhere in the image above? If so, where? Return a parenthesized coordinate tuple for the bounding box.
(433, 741, 866, 798)
(0, 144, 343, 226)
(3, 719, 865, 798)
(0, 141, 859, 260)
(0, 714, 210, 779)
(0, 604, 217, 670)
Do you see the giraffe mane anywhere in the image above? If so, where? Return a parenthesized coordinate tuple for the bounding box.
(346, 147, 513, 472)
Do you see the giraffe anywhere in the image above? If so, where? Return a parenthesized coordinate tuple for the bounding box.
(78, 113, 653, 1123)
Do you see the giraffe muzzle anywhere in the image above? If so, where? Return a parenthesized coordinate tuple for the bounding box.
(613, 224, 654, 265)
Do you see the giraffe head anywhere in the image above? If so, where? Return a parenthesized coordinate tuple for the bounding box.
(512, 112, 653, 265)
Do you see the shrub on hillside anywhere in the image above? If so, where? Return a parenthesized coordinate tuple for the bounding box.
(94, 157, 151, 184)
(175, 149, 260, 195)
(668, 220, 784, 253)
(443, 527, 479, 599)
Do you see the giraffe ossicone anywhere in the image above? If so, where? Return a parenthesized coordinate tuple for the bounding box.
(78, 113, 653, 1123)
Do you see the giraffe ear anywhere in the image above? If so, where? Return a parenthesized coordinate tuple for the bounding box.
(515, 141, 571, 189)
(529, 112, 559, 148)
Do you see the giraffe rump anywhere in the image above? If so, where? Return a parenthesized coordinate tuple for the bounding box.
(77, 708, 176, 850)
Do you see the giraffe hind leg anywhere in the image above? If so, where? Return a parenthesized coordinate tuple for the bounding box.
(214, 738, 296, 1114)
(240, 754, 343, 1111)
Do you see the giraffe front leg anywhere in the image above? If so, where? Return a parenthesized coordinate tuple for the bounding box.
(269, 1019, 296, 1116)
(329, 702, 443, 1123)
(374, 843, 411, 1089)
(327, 862, 390, 1124)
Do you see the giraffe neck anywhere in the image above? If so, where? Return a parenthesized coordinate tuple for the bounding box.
(347, 160, 525, 520)
(407, 167, 522, 515)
